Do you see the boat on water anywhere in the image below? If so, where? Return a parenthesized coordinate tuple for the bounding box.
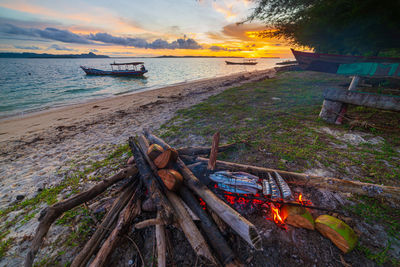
(80, 62, 148, 76)
(291, 48, 400, 73)
(225, 59, 258, 65)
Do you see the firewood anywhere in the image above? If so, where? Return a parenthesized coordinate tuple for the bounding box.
(148, 143, 164, 160)
(135, 218, 164, 229)
(156, 211, 166, 267)
(157, 169, 183, 191)
(154, 148, 178, 169)
(129, 138, 174, 223)
(179, 186, 239, 266)
(208, 131, 220, 170)
(89, 188, 142, 267)
(281, 205, 315, 230)
(24, 166, 137, 267)
(193, 157, 400, 201)
(177, 143, 236, 156)
(143, 130, 262, 250)
(71, 179, 138, 267)
(315, 215, 358, 253)
(136, 135, 218, 265)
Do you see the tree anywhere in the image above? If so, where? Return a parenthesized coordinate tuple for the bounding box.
(248, 0, 400, 56)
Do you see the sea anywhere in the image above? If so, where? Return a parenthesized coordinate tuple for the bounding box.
(0, 57, 285, 118)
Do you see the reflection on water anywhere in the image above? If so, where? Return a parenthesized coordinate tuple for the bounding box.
(0, 57, 286, 117)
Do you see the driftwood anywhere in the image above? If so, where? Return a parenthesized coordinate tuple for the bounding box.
(179, 186, 237, 266)
(136, 135, 217, 265)
(155, 211, 167, 267)
(71, 179, 138, 267)
(135, 218, 164, 229)
(143, 130, 262, 250)
(24, 166, 137, 267)
(194, 157, 400, 201)
(129, 138, 174, 223)
(89, 187, 142, 267)
(177, 143, 236, 156)
(208, 132, 220, 171)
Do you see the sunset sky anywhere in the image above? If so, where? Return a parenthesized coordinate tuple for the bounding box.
(0, 0, 292, 57)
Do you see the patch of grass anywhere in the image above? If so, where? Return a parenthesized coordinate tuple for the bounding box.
(357, 243, 399, 266)
(0, 237, 14, 258)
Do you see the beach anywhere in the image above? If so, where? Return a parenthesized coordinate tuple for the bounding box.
(0, 69, 274, 209)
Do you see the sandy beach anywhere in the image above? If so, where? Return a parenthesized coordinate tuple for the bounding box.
(0, 69, 274, 209)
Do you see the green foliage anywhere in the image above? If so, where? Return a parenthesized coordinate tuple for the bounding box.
(249, 0, 400, 55)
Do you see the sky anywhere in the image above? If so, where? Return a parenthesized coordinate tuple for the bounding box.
(0, 0, 292, 57)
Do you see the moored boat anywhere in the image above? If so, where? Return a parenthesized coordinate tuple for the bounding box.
(225, 59, 258, 65)
(291, 49, 400, 73)
(80, 62, 148, 76)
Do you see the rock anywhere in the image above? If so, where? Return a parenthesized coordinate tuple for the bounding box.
(16, 195, 25, 201)
(271, 97, 281, 101)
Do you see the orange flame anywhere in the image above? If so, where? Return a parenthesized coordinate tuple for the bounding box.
(270, 204, 285, 225)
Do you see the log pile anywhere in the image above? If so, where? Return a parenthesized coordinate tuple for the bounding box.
(24, 131, 400, 267)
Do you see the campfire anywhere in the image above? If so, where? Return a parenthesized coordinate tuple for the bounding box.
(24, 131, 400, 267)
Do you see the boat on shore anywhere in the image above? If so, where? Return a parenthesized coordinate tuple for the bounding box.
(225, 59, 258, 65)
(81, 62, 148, 76)
(291, 49, 400, 73)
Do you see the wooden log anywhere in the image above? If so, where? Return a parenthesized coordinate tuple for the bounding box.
(89, 188, 142, 267)
(208, 132, 220, 171)
(177, 143, 236, 156)
(179, 186, 238, 266)
(143, 131, 262, 250)
(135, 218, 164, 229)
(156, 211, 166, 267)
(193, 157, 400, 201)
(129, 138, 174, 223)
(319, 99, 344, 123)
(315, 215, 358, 253)
(148, 144, 164, 160)
(281, 205, 315, 230)
(71, 179, 138, 267)
(323, 87, 400, 112)
(157, 169, 183, 192)
(24, 166, 137, 267)
(154, 148, 178, 169)
(136, 135, 217, 265)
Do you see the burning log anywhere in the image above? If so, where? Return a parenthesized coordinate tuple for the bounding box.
(154, 148, 178, 169)
(177, 143, 236, 156)
(193, 157, 400, 201)
(24, 166, 137, 267)
(281, 205, 315, 230)
(143, 130, 262, 250)
(129, 138, 174, 223)
(315, 215, 358, 253)
(89, 188, 142, 267)
(157, 169, 183, 192)
(208, 131, 220, 170)
(71, 179, 138, 267)
(135, 136, 218, 265)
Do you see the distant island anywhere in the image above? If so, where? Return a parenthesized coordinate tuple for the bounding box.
(155, 55, 245, 58)
(0, 52, 109, 58)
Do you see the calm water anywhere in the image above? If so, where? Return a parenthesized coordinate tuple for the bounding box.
(0, 57, 284, 118)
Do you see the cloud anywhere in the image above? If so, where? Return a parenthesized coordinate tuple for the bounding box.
(210, 45, 227, 51)
(0, 23, 92, 44)
(0, 24, 203, 50)
(47, 44, 76, 51)
(14, 45, 40, 50)
(90, 49, 99, 52)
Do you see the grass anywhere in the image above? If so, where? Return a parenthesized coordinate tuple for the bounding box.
(157, 70, 400, 264)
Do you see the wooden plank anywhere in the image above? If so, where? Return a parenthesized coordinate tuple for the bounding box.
(323, 88, 400, 111)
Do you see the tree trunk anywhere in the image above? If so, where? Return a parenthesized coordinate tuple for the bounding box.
(24, 166, 137, 267)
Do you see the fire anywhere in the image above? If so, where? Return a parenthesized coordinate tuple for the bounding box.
(297, 193, 312, 206)
(270, 203, 285, 226)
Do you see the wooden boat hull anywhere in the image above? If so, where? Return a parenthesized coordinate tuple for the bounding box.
(225, 61, 257, 65)
(80, 66, 147, 76)
(291, 49, 400, 73)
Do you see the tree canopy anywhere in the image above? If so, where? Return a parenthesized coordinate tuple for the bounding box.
(248, 0, 400, 56)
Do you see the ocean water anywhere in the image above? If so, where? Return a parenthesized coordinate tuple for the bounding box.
(0, 57, 284, 118)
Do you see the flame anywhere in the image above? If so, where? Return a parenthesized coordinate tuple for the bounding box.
(297, 193, 312, 206)
(270, 203, 285, 226)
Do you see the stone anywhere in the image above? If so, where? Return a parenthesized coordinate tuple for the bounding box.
(16, 195, 25, 201)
